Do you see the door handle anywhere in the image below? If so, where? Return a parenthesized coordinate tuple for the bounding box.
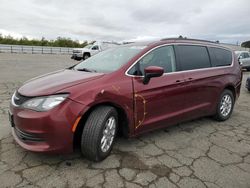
(176, 79, 185, 83)
(176, 78, 193, 83)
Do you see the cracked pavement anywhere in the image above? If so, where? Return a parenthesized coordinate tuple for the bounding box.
(0, 53, 250, 188)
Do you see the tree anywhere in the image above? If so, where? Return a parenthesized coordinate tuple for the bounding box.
(0, 34, 89, 48)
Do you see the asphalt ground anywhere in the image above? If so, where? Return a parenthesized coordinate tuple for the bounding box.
(0, 53, 250, 188)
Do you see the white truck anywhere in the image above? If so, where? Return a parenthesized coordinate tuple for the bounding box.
(71, 42, 119, 61)
(235, 51, 250, 71)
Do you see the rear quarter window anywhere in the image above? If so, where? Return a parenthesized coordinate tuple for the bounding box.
(208, 47, 232, 67)
(175, 45, 211, 71)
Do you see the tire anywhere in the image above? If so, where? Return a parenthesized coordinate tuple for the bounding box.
(83, 53, 90, 60)
(246, 67, 250, 71)
(81, 106, 118, 161)
(214, 89, 235, 121)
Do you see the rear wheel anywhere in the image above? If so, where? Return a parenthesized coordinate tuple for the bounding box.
(214, 89, 234, 121)
(81, 106, 118, 161)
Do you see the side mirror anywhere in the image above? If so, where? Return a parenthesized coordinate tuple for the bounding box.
(143, 66, 164, 84)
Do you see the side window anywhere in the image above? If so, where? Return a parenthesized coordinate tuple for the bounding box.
(208, 47, 232, 67)
(176, 45, 211, 71)
(92, 46, 99, 50)
(244, 52, 249, 58)
(128, 46, 176, 75)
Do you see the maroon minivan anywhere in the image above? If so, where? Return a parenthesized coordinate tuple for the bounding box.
(9, 38, 242, 161)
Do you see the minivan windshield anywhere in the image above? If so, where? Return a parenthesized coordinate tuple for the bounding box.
(73, 46, 145, 73)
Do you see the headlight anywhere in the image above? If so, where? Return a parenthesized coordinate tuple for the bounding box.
(21, 94, 69, 111)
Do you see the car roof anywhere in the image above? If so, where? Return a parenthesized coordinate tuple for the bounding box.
(124, 38, 231, 50)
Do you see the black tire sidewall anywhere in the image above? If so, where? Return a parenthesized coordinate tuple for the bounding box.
(216, 90, 234, 121)
(96, 109, 118, 160)
(83, 53, 90, 60)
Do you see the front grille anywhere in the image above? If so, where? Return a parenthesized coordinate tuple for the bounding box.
(12, 92, 32, 106)
(14, 127, 44, 142)
(73, 50, 81, 53)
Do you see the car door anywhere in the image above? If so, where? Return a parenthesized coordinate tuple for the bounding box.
(128, 45, 188, 134)
(91, 45, 100, 56)
(241, 52, 250, 68)
(174, 45, 216, 119)
(247, 52, 250, 66)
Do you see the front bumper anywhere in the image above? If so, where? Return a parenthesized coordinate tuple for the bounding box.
(9, 98, 85, 154)
(71, 53, 83, 59)
(240, 61, 250, 69)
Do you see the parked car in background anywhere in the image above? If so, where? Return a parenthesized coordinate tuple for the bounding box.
(71, 42, 119, 61)
(235, 51, 250, 71)
(246, 77, 250, 91)
(10, 38, 242, 161)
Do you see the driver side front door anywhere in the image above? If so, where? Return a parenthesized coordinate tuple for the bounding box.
(129, 45, 188, 134)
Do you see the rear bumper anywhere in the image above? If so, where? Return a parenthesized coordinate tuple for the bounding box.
(235, 82, 242, 100)
(9, 98, 85, 154)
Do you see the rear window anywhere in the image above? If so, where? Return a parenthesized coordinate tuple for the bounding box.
(208, 47, 232, 67)
(175, 45, 211, 71)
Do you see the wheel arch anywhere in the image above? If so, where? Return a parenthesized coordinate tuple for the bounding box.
(224, 84, 236, 100)
(73, 102, 130, 149)
(83, 52, 91, 58)
(211, 84, 237, 118)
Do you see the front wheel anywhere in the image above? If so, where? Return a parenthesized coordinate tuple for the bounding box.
(81, 106, 118, 161)
(83, 53, 90, 60)
(214, 89, 235, 121)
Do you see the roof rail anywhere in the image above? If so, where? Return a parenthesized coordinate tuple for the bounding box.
(160, 36, 220, 44)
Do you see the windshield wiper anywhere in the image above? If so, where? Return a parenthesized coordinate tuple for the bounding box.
(75, 68, 97, 72)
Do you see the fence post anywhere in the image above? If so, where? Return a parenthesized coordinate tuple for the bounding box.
(68, 48, 69, 54)
(21, 46, 23, 53)
(11, 46, 13, 53)
(42, 47, 43, 54)
(32, 47, 33, 54)
(51, 48, 52, 54)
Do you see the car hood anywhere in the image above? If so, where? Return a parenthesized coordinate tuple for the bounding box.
(18, 69, 104, 96)
(74, 48, 90, 52)
(73, 48, 83, 51)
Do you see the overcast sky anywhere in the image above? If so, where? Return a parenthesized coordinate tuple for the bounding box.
(0, 0, 249, 44)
